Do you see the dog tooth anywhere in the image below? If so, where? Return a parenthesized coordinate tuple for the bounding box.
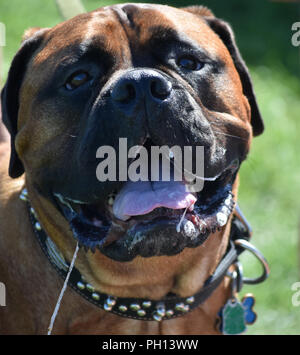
(182, 220, 199, 239)
(108, 197, 114, 206)
(221, 205, 230, 215)
(216, 212, 228, 227)
(224, 196, 232, 206)
(197, 221, 204, 233)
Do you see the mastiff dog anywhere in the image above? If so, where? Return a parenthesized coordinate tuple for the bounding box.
(0, 3, 264, 334)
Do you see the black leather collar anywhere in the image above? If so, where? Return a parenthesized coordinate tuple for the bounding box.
(21, 188, 253, 322)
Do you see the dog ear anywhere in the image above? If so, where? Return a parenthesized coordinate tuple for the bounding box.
(183, 7, 264, 136)
(1, 28, 47, 178)
(22, 27, 44, 42)
(183, 5, 215, 18)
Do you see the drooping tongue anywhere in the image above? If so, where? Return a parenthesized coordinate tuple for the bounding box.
(113, 170, 197, 221)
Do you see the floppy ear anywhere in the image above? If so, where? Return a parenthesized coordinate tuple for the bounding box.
(183, 6, 264, 137)
(1, 28, 47, 178)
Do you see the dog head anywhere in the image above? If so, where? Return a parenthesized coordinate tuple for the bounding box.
(1, 4, 263, 262)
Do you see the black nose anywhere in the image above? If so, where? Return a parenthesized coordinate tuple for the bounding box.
(111, 69, 172, 105)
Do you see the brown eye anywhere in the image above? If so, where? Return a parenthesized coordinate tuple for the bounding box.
(177, 56, 204, 71)
(65, 71, 91, 90)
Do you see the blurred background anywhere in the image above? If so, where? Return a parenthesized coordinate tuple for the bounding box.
(0, 0, 299, 334)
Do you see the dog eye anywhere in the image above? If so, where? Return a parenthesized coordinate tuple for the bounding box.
(64, 71, 91, 90)
(177, 56, 204, 71)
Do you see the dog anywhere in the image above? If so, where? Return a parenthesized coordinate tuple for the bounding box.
(0, 3, 263, 334)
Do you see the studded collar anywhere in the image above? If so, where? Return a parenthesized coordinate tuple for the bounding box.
(20, 188, 252, 322)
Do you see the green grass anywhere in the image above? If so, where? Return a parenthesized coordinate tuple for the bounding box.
(1, 0, 300, 335)
(238, 65, 300, 334)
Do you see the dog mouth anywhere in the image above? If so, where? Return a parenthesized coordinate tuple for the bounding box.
(54, 147, 238, 261)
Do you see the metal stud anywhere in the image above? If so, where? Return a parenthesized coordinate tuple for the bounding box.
(30, 207, 38, 219)
(153, 313, 162, 322)
(118, 305, 127, 312)
(130, 303, 141, 311)
(106, 296, 116, 307)
(104, 303, 112, 311)
(156, 304, 165, 318)
(76, 281, 85, 290)
(166, 310, 174, 317)
(19, 194, 27, 201)
(92, 292, 100, 301)
(142, 301, 152, 308)
(86, 283, 95, 293)
(137, 309, 146, 317)
(175, 303, 185, 312)
(35, 222, 42, 231)
(186, 296, 195, 304)
(183, 305, 190, 312)
(20, 189, 28, 201)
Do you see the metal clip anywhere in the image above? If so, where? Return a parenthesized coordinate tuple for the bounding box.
(234, 239, 270, 285)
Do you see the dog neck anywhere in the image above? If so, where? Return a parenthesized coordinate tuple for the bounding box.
(25, 178, 238, 300)
(16, 178, 246, 333)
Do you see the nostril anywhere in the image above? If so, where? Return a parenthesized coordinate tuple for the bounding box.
(111, 82, 136, 104)
(150, 78, 172, 100)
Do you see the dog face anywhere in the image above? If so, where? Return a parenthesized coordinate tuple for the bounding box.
(1, 4, 263, 262)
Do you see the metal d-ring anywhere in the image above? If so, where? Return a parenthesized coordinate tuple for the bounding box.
(226, 261, 244, 293)
(234, 261, 244, 292)
(234, 239, 270, 285)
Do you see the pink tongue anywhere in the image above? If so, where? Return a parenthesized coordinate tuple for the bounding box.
(113, 180, 196, 221)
